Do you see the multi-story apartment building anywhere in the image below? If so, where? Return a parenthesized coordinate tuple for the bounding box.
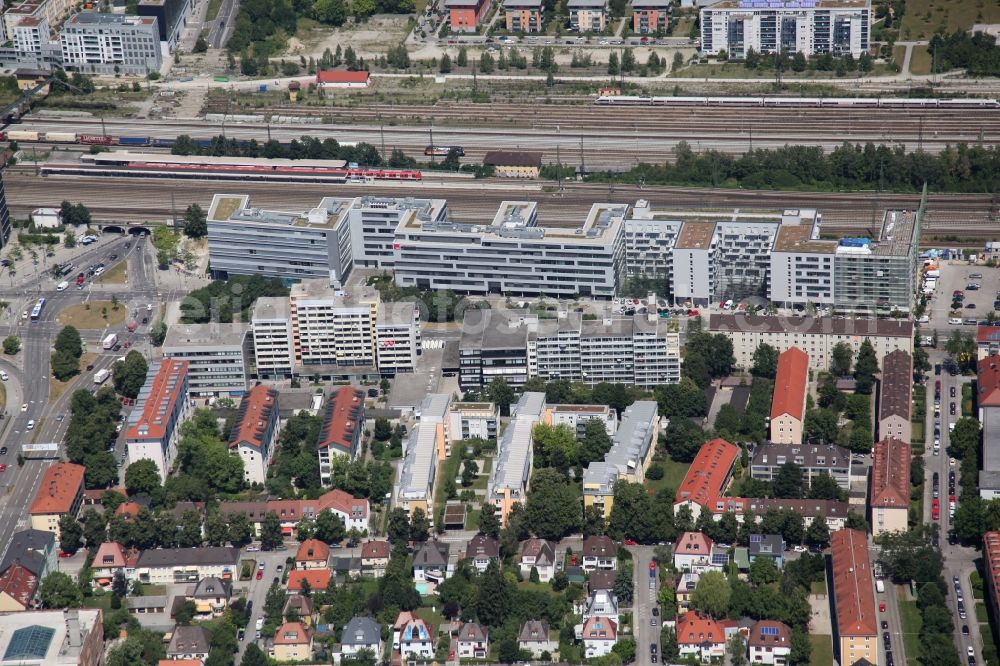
(448, 402, 500, 443)
(833, 210, 918, 315)
(770, 346, 808, 444)
(489, 392, 546, 525)
(163, 323, 252, 397)
(710, 314, 913, 372)
(251, 297, 294, 379)
(869, 437, 910, 537)
(979, 355, 1000, 499)
(59, 13, 162, 76)
(348, 196, 448, 269)
(544, 404, 616, 437)
(984, 532, 1000, 637)
(568, 0, 607, 31)
(673, 438, 741, 521)
(769, 220, 836, 306)
(290, 280, 379, 368)
(829, 528, 878, 666)
(671, 221, 717, 307)
(137, 0, 193, 49)
(375, 301, 420, 376)
(504, 0, 544, 31)
(125, 360, 190, 482)
(133, 547, 240, 584)
(624, 202, 681, 291)
(393, 201, 628, 298)
(394, 394, 450, 519)
(582, 401, 659, 519)
(317, 387, 365, 486)
(228, 385, 279, 487)
(877, 349, 912, 442)
(750, 443, 852, 490)
(12, 17, 48, 55)
(3, 0, 72, 41)
(700, 0, 871, 58)
(632, 0, 670, 33)
(206, 193, 354, 283)
(29, 463, 85, 544)
(460, 309, 680, 391)
(445, 0, 491, 31)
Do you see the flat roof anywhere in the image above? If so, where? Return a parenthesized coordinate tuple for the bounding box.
(67, 12, 156, 25)
(163, 323, 250, 349)
(252, 296, 290, 321)
(674, 221, 717, 250)
(710, 314, 913, 338)
(706, 0, 870, 9)
(207, 193, 352, 230)
(583, 401, 658, 495)
(773, 223, 837, 254)
(567, 0, 607, 7)
(291, 280, 378, 306)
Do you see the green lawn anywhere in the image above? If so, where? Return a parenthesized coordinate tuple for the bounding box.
(434, 451, 463, 523)
(810, 580, 827, 595)
(900, 0, 1000, 40)
(808, 634, 833, 666)
(912, 419, 925, 444)
(416, 604, 445, 631)
(645, 458, 690, 494)
(466, 508, 480, 531)
(899, 599, 924, 666)
(205, 0, 223, 21)
(977, 602, 989, 623)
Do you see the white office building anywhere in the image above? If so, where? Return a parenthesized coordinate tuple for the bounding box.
(700, 0, 871, 59)
(59, 12, 162, 76)
(162, 323, 252, 397)
(348, 196, 449, 268)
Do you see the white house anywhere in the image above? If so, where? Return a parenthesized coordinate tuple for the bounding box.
(394, 611, 434, 660)
(518, 620, 557, 658)
(748, 620, 792, 666)
(581, 535, 617, 571)
(339, 616, 382, 664)
(673, 532, 723, 574)
(580, 617, 617, 658)
(519, 538, 556, 582)
(456, 623, 489, 660)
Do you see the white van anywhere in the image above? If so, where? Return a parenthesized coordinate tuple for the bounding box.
(949, 317, 963, 325)
(56, 280, 69, 291)
(875, 580, 885, 593)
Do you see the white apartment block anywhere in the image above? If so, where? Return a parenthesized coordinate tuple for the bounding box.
(489, 392, 546, 525)
(375, 301, 421, 376)
(544, 404, 617, 437)
(348, 196, 448, 268)
(228, 385, 280, 487)
(394, 394, 450, 518)
(251, 297, 295, 379)
(582, 401, 660, 519)
(124, 360, 190, 482)
(290, 280, 379, 369)
(393, 201, 628, 298)
(206, 194, 354, 284)
(625, 201, 681, 282)
(709, 314, 914, 372)
(448, 402, 500, 443)
(700, 0, 871, 59)
(59, 13, 162, 77)
(162, 323, 252, 397)
(3, 0, 70, 42)
(12, 16, 48, 54)
(769, 221, 836, 306)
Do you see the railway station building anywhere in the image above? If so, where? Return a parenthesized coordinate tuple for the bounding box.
(700, 0, 871, 59)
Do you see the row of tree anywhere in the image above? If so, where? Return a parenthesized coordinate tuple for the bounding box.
(65, 387, 123, 489)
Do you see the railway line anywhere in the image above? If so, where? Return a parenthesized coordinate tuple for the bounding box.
(6, 171, 997, 241)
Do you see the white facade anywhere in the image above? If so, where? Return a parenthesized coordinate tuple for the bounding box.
(545, 404, 616, 437)
(375, 302, 421, 376)
(12, 17, 48, 54)
(251, 297, 295, 379)
(59, 13, 162, 77)
(448, 402, 499, 443)
(348, 196, 448, 268)
(162, 323, 251, 397)
(672, 241, 715, 306)
(700, 0, 871, 58)
(625, 200, 681, 282)
(290, 280, 379, 369)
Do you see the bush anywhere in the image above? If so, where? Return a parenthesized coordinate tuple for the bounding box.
(646, 464, 665, 480)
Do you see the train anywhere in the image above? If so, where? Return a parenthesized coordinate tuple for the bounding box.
(424, 145, 465, 157)
(593, 95, 1000, 108)
(0, 131, 358, 150)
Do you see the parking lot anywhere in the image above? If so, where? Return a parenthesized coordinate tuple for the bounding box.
(923, 255, 1000, 336)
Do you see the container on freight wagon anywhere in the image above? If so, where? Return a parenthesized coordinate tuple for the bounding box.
(214, 76, 230, 82)
(258, 84, 268, 92)
(7, 130, 39, 141)
(118, 136, 150, 146)
(43, 132, 77, 143)
(79, 134, 113, 145)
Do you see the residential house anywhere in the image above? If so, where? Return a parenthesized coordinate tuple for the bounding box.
(744, 498, 852, 532)
(189, 577, 231, 618)
(317, 387, 365, 486)
(295, 539, 330, 570)
(394, 611, 435, 660)
(271, 622, 313, 662)
(518, 620, 557, 658)
(631, 0, 669, 33)
(503, 0, 543, 32)
(457, 622, 489, 660)
(877, 350, 912, 443)
(361, 540, 391, 578)
(445, 0, 490, 31)
(132, 547, 239, 584)
(333, 557, 362, 580)
(869, 437, 911, 536)
(750, 443, 852, 491)
(588, 570, 616, 595)
(770, 347, 809, 444)
(568, 0, 607, 31)
(747, 534, 785, 568)
(28, 462, 85, 544)
(581, 535, 617, 571)
(340, 616, 382, 662)
(0, 564, 38, 611)
(228, 385, 280, 486)
(283, 595, 315, 626)
(748, 620, 792, 666)
(830, 529, 878, 666)
(982, 532, 1000, 649)
(413, 541, 452, 584)
(0, 529, 56, 582)
(167, 626, 211, 661)
(91, 542, 136, 587)
(674, 532, 725, 574)
(580, 617, 617, 658)
(220, 489, 370, 536)
(675, 572, 699, 612)
(465, 534, 500, 573)
(287, 569, 331, 593)
(519, 539, 556, 582)
(582, 590, 619, 622)
(675, 611, 727, 662)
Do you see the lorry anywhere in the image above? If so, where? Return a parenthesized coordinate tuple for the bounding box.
(93, 368, 110, 385)
(102, 333, 118, 350)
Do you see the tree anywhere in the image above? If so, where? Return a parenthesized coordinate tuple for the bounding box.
(314, 508, 346, 544)
(807, 473, 843, 501)
(439, 53, 452, 73)
(193, 35, 208, 53)
(125, 459, 162, 496)
(54, 325, 83, 357)
(748, 556, 780, 586)
(691, 570, 730, 619)
(751, 343, 779, 378)
(113, 351, 148, 400)
(614, 566, 634, 603)
(260, 511, 283, 550)
(487, 377, 515, 416)
(478, 502, 501, 539)
(612, 639, 636, 663)
(387, 507, 410, 544)
(461, 459, 479, 487)
(802, 408, 838, 444)
(805, 515, 831, 549)
(773, 462, 805, 499)
(410, 507, 430, 542)
(373, 417, 392, 441)
(51, 350, 80, 381)
(853, 339, 879, 394)
(580, 418, 613, 464)
(525, 468, 581, 540)
(84, 451, 119, 489)
(479, 52, 495, 73)
(607, 51, 620, 75)
(151, 321, 167, 346)
(58, 515, 83, 552)
(830, 342, 853, 376)
(3, 335, 20, 355)
(82, 509, 107, 547)
(39, 571, 82, 608)
(728, 634, 748, 666)
(183, 203, 208, 238)
(475, 560, 511, 626)
(457, 47, 468, 67)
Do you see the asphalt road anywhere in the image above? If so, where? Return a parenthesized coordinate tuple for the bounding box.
(208, 0, 239, 48)
(630, 545, 658, 666)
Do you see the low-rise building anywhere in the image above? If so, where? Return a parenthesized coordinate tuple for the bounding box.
(978, 326, 1000, 360)
(878, 349, 912, 443)
(518, 620, 557, 657)
(979, 354, 1000, 498)
(582, 589, 619, 622)
(675, 572, 699, 612)
(675, 611, 727, 662)
(361, 540, 391, 578)
(132, 547, 239, 584)
(544, 404, 616, 438)
(745, 498, 851, 532)
(750, 443, 852, 490)
(568, 0, 607, 30)
(91, 542, 136, 587)
(445, 0, 491, 31)
(219, 489, 370, 536)
(582, 401, 659, 519)
(830, 528, 878, 666)
(163, 323, 251, 397)
(0, 563, 38, 612)
(189, 576, 231, 618)
(631, 0, 669, 33)
(674, 532, 725, 573)
(770, 347, 809, 444)
(490, 392, 546, 525)
(28, 462, 85, 544)
(271, 622, 313, 662)
(394, 611, 434, 660)
(0, 609, 103, 666)
(748, 620, 792, 666)
(869, 437, 911, 536)
(287, 569, 331, 593)
(228, 384, 279, 486)
(519, 539, 557, 582)
(166, 625, 211, 661)
(125, 359, 190, 482)
(0, 529, 56, 582)
(295, 539, 330, 570)
(315, 70, 371, 88)
(504, 0, 543, 31)
(581, 535, 617, 571)
(580, 616, 617, 658)
(448, 402, 499, 442)
(483, 151, 543, 179)
(317, 387, 365, 486)
(673, 438, 740, 521)
(340, 616, 382, 662)
(413, 542, 452, 584)
(465, 534, 500, 573)
(457, 623, 489, 660)
(748, 534, 785, 568)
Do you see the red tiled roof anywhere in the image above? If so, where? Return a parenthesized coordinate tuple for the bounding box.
(978, 326, 1000, 344)
(748, 620, 791, 648)
(229, 385, 277, 450)
(675, 611, 726, 647)
(0, 563, 38, 608)
(878, 350, 912, 421)
(94, 541, 127, 568)
(124, 360, 188, 442)
(870, 438, 911, 508)
(29, 462, 85, 515)
(115, 501, 143, 520)
(362, 540, 391, 559)
(830, 528, 877, 637)
(771, 347, 809, 421)
(295, 539, 330, 563)
(316, 70, 370, 84)
(581, 616, 617, 641)
(274, 621, 311, 645)
(675, 531, 713, 555)
(674, 438, 739, 510)
(317, 388, 364, 454)
(287, 568, 330, 592)
(979, 355, 1000, 408)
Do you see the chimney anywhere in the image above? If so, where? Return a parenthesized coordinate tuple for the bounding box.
(65, 609, 82, 648)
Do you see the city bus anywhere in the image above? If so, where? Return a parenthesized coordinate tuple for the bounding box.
(30, 297, 45, 322)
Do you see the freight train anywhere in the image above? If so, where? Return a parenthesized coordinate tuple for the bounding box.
(0, 131, 358, 150)
(594, 95, 1000, 108)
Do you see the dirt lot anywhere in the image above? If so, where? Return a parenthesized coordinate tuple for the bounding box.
(285, 16, 413, 60)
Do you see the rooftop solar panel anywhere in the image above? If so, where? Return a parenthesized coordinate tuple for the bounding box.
(761, 626, 779, 636)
